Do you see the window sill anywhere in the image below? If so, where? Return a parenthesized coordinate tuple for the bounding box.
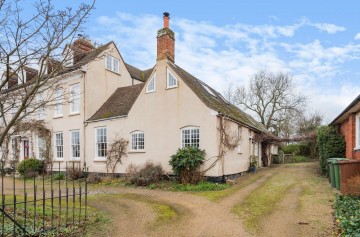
(128, 150, 146, 153)
(354, 147, 360, 151)
(68, 159, 81, 162)
(145, 90, 155, 94)
(94, 158, 106, 162)
(166, 86, 178, 90)
(105, 69, 121, 76)
(53, 115, 63, 119)
(54, 159, 64, 162)
(69, 112, 80, 116)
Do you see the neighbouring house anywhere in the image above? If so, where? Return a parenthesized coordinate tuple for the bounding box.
(331, 94, 360, 160)
(0, 13, 278, 179)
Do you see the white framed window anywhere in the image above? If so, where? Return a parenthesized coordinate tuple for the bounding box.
(356, 114, 360, 149)
(37, 136, 45, 159)
(105, 55, 120, 73)
(181, 127, 200, 148)
(69, 83, 80, 114)
(131, 131, 145, 151)
(54, 88, 64, 117)
(36, 93, 45, 120)
(146, 74, 156, 93)
(167, 69, 178, 88)
(70, 130, 80, 160)
(54, 132, 63, 159)
(95, 127, 107, 158)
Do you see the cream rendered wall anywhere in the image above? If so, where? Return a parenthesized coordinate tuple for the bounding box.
(86, 60, 223, 176)
(220, 120, 259, 175)
(84, 43, 134, 119)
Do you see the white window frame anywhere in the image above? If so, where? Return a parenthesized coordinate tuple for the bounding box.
(54, 132, 63, 160)
(131, 131, 145, 151)
(105, 55, 120, 74)
(167, 68, 178, 89)
(146, 74, 156, 93)
(356, 114, 360, 149)
(181, 126, 200, 148)
(37, 136, 45, 160)
(54, 88, 64, 117)
(95, 127, 107, 159)
(36, 92, 45, 120)
(69, 83, 80, 114)
(70, 130, 80, 160)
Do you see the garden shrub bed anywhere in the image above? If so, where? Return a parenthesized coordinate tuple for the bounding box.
(334, 195, 360, 236)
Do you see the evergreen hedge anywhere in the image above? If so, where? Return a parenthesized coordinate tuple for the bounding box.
(316, 126, 345, 174)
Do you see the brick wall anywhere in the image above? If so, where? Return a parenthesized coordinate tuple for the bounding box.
(339, 113, 360, 160)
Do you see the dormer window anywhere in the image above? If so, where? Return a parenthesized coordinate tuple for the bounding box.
(146, 74, 156, 93)
(105, 55, 120, 73)
(167, 69, 178, 88)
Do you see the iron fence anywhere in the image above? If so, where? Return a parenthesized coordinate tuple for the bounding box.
(0, 160, 88, 236)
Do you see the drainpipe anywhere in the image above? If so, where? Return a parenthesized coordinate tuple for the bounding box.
(80, 69, 87, 166)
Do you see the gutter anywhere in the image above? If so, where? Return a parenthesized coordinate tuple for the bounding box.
(330, 94, 360, 125)
(217, 113, 263, 134)
(86, 115, 128, 123)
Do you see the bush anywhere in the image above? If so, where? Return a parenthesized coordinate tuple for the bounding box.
(87, 173, 102, 184)
(343, 175, 360, 196)
(129, 162, 164, 186)
(53, 172, 65, 180)
(18, 158, 44, 177)
(67, 165, 83, 180)
(334, 195, 360, 235)
(281, 144, 310, 156)
(317, 126, 345, 174)
(293, 155, 311, 163)
(169, 147, 205, 184)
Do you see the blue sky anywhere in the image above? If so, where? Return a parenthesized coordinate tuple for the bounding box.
(48, 1, 360, 121)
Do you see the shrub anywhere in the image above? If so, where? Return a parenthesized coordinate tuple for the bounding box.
(53, 172, 65, 180)
(293, 155, 311, 163)
(334, 195, 360, 235)
(317, 126, 345, 174)
(343, 175, 360, 196)
(169, 147, 205, 184)
(129, 162, 164, 186)
(67, 165, 83, 180)
(18, 158, 44, 177)
(87, 173, 102, 184)
(281, 144, 310, 156)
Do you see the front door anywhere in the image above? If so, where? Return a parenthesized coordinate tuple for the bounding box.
(23, 140, 29, 160)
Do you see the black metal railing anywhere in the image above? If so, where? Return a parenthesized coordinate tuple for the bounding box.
(0, 160, 88, 236)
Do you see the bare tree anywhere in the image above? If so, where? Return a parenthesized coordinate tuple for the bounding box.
(106, 137, 129, 174)
(0, 0, 95, 147)
(296, 111, 322, 135)
(234, 70, 306, 134)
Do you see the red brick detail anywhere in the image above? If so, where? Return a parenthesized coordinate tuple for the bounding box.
(164, 15, 169, 28)
(157, 29, 175, 62)
(340, 113, 360, 160)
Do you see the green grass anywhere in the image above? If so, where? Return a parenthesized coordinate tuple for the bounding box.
(232, 171, 297, 233)
(121, 193, 180, 226)
(169, 181, 231, 192)
(1, 195, 104, 237)
(294, 155, 311, 163)
(196, 173, 264, 201)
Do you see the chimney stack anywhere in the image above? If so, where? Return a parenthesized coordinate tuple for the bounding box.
(157, 12, 175, 62)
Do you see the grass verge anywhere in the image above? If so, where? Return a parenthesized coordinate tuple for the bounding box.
(232, 171, 297, 233)
(196, 173, 264, 201)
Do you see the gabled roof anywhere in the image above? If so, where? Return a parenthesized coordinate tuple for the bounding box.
(88, 83, 145, 121)
(125, 63, 153, 82)
(331, 94, 360, 125)
(168, 63, 268, 133)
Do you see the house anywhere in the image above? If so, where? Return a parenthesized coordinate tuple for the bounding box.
(0, 13, 277, 179)
(331, 94, 360, 160)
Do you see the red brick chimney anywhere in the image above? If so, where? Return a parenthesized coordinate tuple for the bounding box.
(157, 12, 175, 62)
(72, 37, 95, 63)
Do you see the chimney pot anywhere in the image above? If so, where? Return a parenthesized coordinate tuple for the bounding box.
(163, 12, 170, 28)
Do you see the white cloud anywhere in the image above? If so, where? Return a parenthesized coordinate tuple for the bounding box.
(311, 22, 346, 34)
(354, 33, 360, 40)
(91, 12, 360, 121)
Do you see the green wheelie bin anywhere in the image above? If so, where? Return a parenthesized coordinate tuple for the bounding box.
(328, 158, 346, 189)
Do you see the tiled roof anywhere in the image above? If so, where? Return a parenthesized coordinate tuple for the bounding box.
(168, 63, 268, 133)
(124, 63, 153, 82)
(88, 83, 145, 121)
